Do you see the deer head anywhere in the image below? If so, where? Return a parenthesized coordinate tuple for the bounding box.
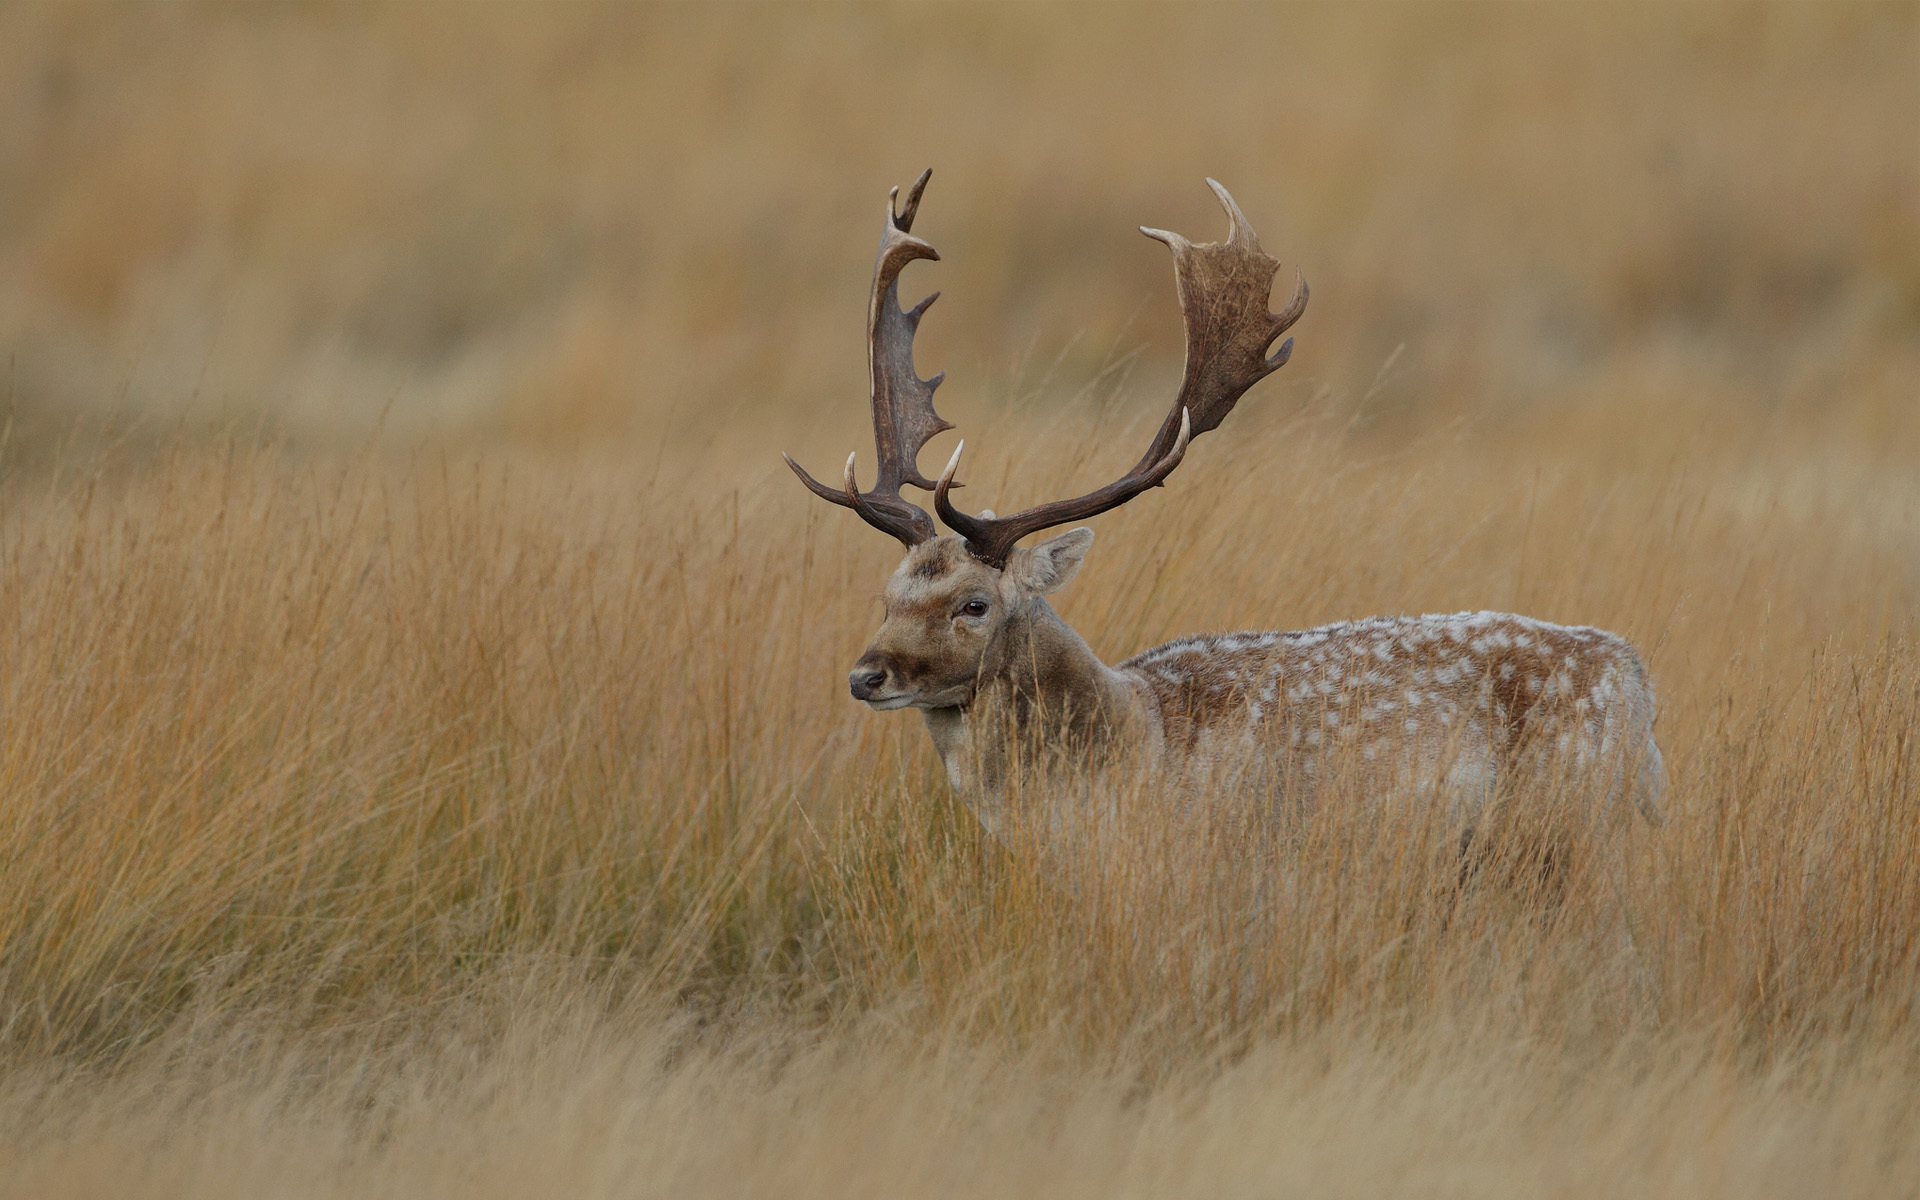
(785, 171, 1306, 711)
(844, 527, 1097, 710)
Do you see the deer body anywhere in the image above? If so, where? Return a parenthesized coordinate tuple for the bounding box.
(1122, 609, 1663, 819)
(789, 172, 1663, 844)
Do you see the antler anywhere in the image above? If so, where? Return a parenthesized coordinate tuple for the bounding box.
(934, 179, 1305, 569)
(783, 169, 953, 548)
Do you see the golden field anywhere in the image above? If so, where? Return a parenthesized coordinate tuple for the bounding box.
(0, 3, 1917, 1196)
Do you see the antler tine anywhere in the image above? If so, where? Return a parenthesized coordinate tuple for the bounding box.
(784, 169, 954, 548)
(893, 167, 931, 233)
(935, 180, 1305, 569)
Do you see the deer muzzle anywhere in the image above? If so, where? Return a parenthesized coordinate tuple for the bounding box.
(849, 653, 912, 708)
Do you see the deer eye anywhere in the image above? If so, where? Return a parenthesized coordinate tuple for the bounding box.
(959, 599, 990, 619)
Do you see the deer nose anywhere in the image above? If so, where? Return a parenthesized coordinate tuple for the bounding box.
(849, 665, 888, 701)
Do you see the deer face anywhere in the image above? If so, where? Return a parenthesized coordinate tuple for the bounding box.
(849, 530, 1093, 710)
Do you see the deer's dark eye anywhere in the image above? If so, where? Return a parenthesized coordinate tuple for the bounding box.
(960, 599, 990, 618)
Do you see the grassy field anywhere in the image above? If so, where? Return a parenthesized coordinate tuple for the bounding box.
(0, 3, 1918, 1196)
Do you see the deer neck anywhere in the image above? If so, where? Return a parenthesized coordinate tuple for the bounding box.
(920, 597, 1153, 835)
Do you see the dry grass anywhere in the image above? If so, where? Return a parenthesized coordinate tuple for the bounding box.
(0, 406, 1917, 1195)
(0, 2, 1916, 1196)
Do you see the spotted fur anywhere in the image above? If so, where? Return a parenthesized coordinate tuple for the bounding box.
(1122, 611, 1663, 819)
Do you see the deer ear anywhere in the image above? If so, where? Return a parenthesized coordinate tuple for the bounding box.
(1009, 527, 1094, 595)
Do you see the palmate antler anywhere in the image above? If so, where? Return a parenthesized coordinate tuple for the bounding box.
(783, 169, 952, 548)
(936, 179, 1307, 568)
(787, 173, 1306, 567)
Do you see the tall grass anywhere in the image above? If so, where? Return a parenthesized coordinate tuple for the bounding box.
(0, 1, 1916, 1193)
(0, 393, 1916, 1191)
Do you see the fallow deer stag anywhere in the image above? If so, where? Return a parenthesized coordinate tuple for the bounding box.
(785, 170, 1664, 843)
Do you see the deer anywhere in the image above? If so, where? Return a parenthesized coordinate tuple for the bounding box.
(784, 170, 1665, 858)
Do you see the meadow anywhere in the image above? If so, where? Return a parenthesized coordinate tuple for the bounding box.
(0, 3, 1917, 1196)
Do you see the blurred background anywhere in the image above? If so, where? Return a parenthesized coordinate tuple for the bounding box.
(0, 2, 1912, 467)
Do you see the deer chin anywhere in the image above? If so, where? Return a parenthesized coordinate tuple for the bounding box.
(864, 694, 916, 711)
(914, 684, 975, 710)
